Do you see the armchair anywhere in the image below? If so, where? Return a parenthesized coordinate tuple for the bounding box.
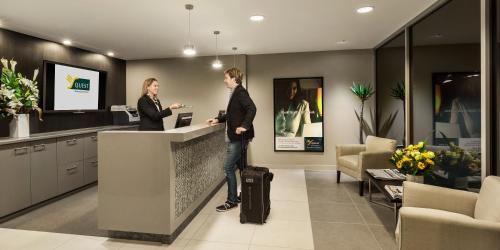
(395, 176, 500, 250)
(335, 135, 397, 196)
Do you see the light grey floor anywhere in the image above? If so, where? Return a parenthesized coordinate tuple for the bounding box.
(305, 170, 397, 250)
(0, 170, 397, 249)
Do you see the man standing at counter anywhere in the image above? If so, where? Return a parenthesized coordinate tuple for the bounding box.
(208, 67, 257, 212)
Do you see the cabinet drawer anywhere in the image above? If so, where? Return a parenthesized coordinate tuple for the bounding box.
(0, 143, 31, 217)
(84, 156, 98, 185)
(84, 134, 98, 159)
(58, 161, 84, 194)
(57, 136, 84, 166)
(30, 139, 58, 204)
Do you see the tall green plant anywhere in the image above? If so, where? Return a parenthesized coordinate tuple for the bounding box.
(351, 82, 375, 143)
(0, 58, 42, 120)
(390, 80, 405, 144)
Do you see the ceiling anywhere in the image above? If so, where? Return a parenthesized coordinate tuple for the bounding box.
(0, 0, 438, 60)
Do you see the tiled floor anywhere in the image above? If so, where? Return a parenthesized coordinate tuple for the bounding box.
(0, 169, 397, 250)
(306, 170, 397, 250)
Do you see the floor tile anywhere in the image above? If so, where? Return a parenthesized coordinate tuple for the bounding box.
(307, 187, 353, 204)
(251, 220, 314, 250)
(184, 240, 249, 250)
(192, 214, 256, 244)
(267, 200, 310, 222)
(356, 203, 397, 228)
(117, 238, 189, 250)
(312, 221, 381, 250)
(53, 234, 118, 250)
(368, 224, 398, 250)
(177, 213, 210, 240)
(309, 202, 364, 224)
(0, 229, 73, 250)
(271, 186, 308, 202)
(250, 246, 309, 250)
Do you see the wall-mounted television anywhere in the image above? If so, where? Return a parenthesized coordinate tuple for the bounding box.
(43, 61, 106, 112)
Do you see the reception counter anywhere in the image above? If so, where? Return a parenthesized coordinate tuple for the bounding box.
(97, 123, 226, 243)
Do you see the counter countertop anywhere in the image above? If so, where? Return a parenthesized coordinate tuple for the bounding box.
(0, 125, 138, 146)
(99, 123, 225, 142)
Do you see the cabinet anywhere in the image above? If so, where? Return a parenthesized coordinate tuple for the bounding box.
(84, 134, 98, 159)
(30, 139, 58, 204)
(0, 143, 31, 217)
(57, 136, 84, 166)
(84, 157, 98, 185)
(58, 161, 84, 194)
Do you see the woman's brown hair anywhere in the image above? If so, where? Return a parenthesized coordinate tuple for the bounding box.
(224, 67, 244, 84)
(142, 78, 158, 96)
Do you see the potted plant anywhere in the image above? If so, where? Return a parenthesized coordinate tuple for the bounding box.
(0, 58, 42, 137)
(0, 91, 13, 137)
(351, 82, 375, 144)
(390, 80, 405, 145)
(391, 141, 436, 183)
(434, 143, 481, 189)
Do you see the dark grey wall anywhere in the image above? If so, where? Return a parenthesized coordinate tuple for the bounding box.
(0, 28, 126, 133)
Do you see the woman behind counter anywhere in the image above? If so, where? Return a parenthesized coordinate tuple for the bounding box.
(137, 78, 181, 131)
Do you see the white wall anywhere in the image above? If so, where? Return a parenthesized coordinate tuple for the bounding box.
(246, 50, 374, 169)
(126, 55, 246, 129)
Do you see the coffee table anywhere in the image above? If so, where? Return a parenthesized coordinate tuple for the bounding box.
(365, 170, 404, 219)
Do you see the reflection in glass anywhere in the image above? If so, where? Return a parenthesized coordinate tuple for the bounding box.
(411, 0, 481, 191)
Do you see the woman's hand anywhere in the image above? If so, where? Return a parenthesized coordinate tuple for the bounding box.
(169, 103, 182, 109)
(207, 118, 219, 125)
(235, 127, 247, 134)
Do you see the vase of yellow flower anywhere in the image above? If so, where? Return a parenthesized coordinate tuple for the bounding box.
(390, 141, 436, 184)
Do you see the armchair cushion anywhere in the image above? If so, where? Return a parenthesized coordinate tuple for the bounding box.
(337, 155, 359, 170)
(365, 136, 397, 153)
(336, 144, 366, 157)
(397, 207, 500, 250)
(359, 150, 394, 171)
(403, 181, 478, 217)
(475, 176, 500, 222)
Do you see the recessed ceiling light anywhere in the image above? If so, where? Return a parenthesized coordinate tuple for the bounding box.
(62, 39, 72, 45)
(107, 52, 115, 57)
(357, 6, 374, 14)
(337, 40, 348, 44)
(250, 15, 265, 22)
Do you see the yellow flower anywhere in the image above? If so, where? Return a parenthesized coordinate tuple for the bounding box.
(417, 162, 426, 170)
(415, 155, 422, 161)
(396, 161, 402, 169)
(426, 159, 435, 165)
(396, 150, 403, 156)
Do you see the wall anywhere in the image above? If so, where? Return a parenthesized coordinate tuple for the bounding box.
(246, 50, 374, 169)
(126, 55, 246, 129)
(0, 28, 126, 133)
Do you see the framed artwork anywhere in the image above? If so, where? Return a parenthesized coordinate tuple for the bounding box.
(433, 72, 481, 152)
(273, 77, 324, 152)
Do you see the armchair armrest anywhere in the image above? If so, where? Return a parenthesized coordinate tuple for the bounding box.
(403, 181, 478, 217)
(336, 144, 366, 157)
(399, 207, 500, 250)
(359, 150, 393, 171)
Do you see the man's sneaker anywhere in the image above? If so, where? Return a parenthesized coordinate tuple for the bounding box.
(216, 201, 238, 212)
(236, 196, 241, 203)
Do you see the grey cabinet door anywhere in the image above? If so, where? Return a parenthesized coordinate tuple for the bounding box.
(0, 143, 31, 217)
(84, 156, 98, 185)
(57, 136, 84, 166)
(58, 161, 84, 194)
(30, 139, 58, 204)
(84, 134, 98, 159)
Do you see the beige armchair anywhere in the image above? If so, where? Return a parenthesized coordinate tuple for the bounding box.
(335, 135, 397, 196)
(396, 176, 500, 250)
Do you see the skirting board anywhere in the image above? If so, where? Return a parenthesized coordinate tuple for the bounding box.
(249, 163, 336, 171)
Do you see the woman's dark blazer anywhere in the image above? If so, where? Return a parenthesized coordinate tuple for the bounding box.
(137, 95, 172, 131)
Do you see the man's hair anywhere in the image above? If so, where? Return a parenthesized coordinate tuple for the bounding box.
(224, 67, 244, 84)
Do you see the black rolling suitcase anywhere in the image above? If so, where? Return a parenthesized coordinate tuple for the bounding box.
(239, 136, 274, 224)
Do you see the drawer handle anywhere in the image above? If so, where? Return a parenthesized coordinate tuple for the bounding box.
(66, 166, 78, 174)
(90, 161, 98, 165)
(33, 144, 46, 152)
(14, 147, 29, 155)
(66, 139, 77, 145)
(91, 136, 97, 141)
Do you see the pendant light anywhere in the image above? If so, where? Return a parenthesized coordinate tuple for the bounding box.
(212, 31, 222, 69)
(232, 47, 237, 67)
(183, 4, 196, 56)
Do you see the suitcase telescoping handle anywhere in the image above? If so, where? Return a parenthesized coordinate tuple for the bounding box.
(240, 132, 248, 173)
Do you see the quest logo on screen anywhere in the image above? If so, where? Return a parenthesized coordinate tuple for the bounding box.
(66, 74, 90, 91)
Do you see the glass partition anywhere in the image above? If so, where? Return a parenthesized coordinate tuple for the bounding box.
(410, 0, 481, 190)
(376, 32, 405, 146)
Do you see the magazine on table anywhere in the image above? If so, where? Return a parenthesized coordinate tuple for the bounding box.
(385, 185, 403, 199)
(366, 169, 406, 180)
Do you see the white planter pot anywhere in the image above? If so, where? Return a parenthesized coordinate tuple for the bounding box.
(406, 174, 424, 184)
(9, 114, 30, 138)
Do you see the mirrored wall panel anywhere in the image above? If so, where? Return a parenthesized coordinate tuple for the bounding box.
(411, 0, 481, 191)
(376, 32, 405, 145)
